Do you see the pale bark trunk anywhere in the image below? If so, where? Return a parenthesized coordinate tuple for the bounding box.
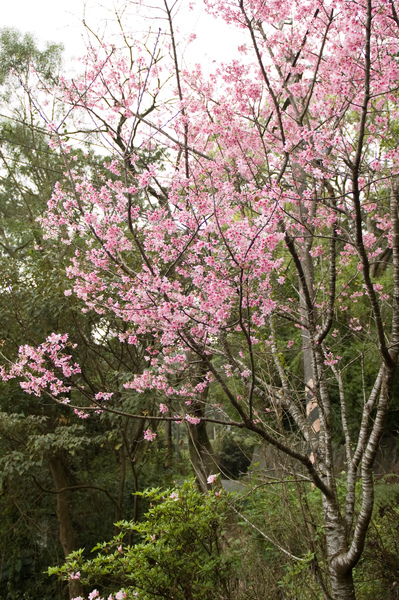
(294, 160, 354, 598)
(329, 569, 356, 600)
(323, 500, 356, 599)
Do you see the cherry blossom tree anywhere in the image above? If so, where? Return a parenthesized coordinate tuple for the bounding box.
(2, 0, 399, 598)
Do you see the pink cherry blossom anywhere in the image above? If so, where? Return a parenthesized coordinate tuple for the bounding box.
(70, 571, 81, 580)
(4, 4, 399, 594)
(143, 429, 157, 442)
(185, 414, 201, 425)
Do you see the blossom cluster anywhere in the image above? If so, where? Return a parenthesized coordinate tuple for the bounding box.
(0, 334, 81, 400)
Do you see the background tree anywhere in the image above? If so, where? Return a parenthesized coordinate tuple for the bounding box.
(0, 28, 192, 600)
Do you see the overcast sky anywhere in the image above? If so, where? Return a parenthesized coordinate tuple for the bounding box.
(2, 0, 245, 67)
(3, 0, 89, 57)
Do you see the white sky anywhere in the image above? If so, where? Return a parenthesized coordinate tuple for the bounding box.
(3, 0, 89, 58)
(2, 0, 245, 68)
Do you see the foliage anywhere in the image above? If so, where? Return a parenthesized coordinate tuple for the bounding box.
(0, 28, 62, 90)
(2, 1, 399, 599)
(354, 477, 399, 599)
(232, 472, 326, 599)
(48, 470, 399, 600)
(0, 27, 180, 600)
(50, 480, 237, 600)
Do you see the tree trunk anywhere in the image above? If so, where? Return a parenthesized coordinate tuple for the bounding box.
(49, 456, 83, 600)
(165, 419, 173, 468)
(187, 403, 216, 492)
(329, 569, 356, 600)
(323, 498, 356, 600)
(116, 446, 126, 523)
(186, 354, 217, 492)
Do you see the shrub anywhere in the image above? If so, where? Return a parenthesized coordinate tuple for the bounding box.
(49, 479, 237, 600)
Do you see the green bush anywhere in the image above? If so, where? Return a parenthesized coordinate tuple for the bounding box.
(354, 477, 399, 599)
(49, 479, 237, 600)
(49, 474, 399, 600)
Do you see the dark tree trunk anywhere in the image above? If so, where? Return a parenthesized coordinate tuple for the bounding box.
(187, 354, 217, 491)
(187, 401, 216, 492)
(165, 419, 173, 468)
(49, 456, 83, 600)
